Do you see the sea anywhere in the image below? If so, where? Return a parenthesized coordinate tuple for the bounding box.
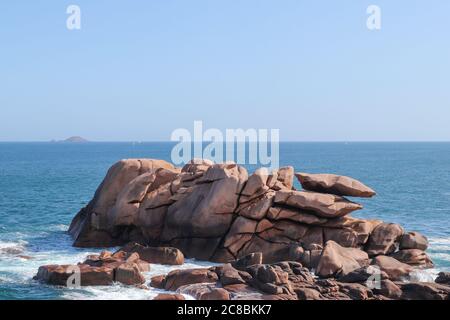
(0, 142, 449, 300)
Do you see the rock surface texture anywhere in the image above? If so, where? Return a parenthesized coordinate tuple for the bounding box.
(33, 158, 449, 300)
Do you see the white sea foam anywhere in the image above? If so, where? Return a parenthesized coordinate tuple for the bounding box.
(1, 234, 449, 299)
(47, 224, 69, 232)
(429, 237, 450, 245)
(60, 258, 215, 300)
(0, 240, 28, 251)
(0, 236, 215, 300)
(409, 268, 439, 282)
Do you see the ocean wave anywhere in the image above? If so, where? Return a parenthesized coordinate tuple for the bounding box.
(61, 284, 194, 300)
(1, 232, 449, 299)
(0, 240, 28, 255)
(47, 224, 69, 232)
(428, 252, 450, 261)
(429, 237, 450, 245)
(409, 268, 439, 282)
(0, 237, 216, 300)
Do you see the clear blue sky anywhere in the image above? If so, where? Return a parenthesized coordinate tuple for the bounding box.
(1, 1, 449, 141)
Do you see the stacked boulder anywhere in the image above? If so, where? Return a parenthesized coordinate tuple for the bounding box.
(68, 158, 433, 282)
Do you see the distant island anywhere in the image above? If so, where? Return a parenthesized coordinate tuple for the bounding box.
(54, 136, 89, 143)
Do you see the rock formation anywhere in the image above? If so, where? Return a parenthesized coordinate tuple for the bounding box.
(33, 157, 449, 299)
(68, 158, 431, 270)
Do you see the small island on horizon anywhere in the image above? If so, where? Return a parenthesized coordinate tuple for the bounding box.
(51, 136, 89, 143)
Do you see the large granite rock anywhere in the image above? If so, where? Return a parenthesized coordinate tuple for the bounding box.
(399, 232, 429, 251)
(371, 255, 413, 281)
(365, 223, 404, 257)
(67, 158, 433, 275)
(69, 159, 176, 247)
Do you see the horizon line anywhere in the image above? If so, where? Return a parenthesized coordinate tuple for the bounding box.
(1, 140, 450, 143)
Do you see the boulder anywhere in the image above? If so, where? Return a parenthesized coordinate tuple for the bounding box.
(299, 249, 323, 269)
(295, 172, 376, 198)
(69, 159, 175, 247)
(366, 223, 404, 256)
(276, 166, 294, 190)
(160, 164, 247, 259)
(218, 264, 246, 286)
(35, 264, 114, 286)
(435, 272, 450, 285)
(231, 252, 263, 271)
(238, 192, 274, 220)
(109, 172, 156, 226)
(200, 288, 231, 300)
(163, 268, 219, 291)
(246, 264, 293, 295)
(371, 256, 413, 281)
(266, 207, 327, 225)
(337, 283, 374, 300)
(114, 263, 145, 285)
(153, 293, 185, 300)
(390, 249, 433, 268)
(373, 279, 403, 299)
(400, 232, 428, 251)
(150, 275, 166, 289)
(337, 265, 388, 283)
(118, 242, 184, 265)
(274, 190, 363, 218)
(177, 283, 230, 300)
(240, 168, 269, 197)
(398, 282, 450, 300)
(295, 287, 323, 300)
(316, 241, 369, 278)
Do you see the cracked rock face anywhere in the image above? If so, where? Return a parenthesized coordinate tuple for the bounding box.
(68, 158, 432, 275)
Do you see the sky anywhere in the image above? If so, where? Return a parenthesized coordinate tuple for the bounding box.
(0, 0, 449, 142)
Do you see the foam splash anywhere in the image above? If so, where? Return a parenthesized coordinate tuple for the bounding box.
(1, 232, 449, 299)
(409, 268, 439, 282)
(60, 259, 216, 300)
(0, 234, 216, 299)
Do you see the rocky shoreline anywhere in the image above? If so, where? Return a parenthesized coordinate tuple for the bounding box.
(35, 158, 450, 300)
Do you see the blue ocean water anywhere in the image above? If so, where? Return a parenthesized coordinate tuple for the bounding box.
(0, 142, 449, 299)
